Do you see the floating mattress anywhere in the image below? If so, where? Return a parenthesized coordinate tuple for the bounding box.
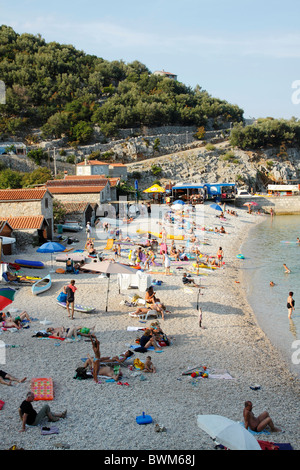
(14, 259, 44, 269)
(31, 377, 54, 401)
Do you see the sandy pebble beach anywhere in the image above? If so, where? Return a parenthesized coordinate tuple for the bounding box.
(0, 203, 299, 452)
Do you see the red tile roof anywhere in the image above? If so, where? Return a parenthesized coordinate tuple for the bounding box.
(60, 202, 93, 213)
(47, 186, 105, 194)
(64, 175, 107, 180)
(0, 216, 47, 230)
(76, 160, 109, 166)
(0, 188, 50, 201)
(46, 178, 109, 188)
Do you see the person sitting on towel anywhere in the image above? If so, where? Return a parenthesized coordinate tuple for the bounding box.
(182, 272, 200, 288)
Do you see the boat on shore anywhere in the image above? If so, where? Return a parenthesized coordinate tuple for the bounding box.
(32, 274, 52, 295)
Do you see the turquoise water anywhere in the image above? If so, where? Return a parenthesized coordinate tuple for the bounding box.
(240, 215, 300, 378)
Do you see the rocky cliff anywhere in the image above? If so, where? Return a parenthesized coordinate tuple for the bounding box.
(126, 140, 300, 192)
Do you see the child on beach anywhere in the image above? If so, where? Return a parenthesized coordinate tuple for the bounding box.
(144, 356, 156, 373)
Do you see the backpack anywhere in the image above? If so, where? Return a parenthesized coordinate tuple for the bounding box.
(74, 367, 92, 380)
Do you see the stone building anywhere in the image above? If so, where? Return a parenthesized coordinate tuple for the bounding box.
(45, 177, 111, 205)
(0, 188, 54, 239)
(76, 159, 127, 180)
(76, 159, 110, 176)
(60, 202, 98, 226)
(0, 215, 49, 246)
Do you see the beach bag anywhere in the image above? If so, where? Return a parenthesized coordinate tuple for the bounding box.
(74, 367, 92, 380)
(57, 292, 67, 302)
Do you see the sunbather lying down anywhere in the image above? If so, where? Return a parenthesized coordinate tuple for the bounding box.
(99, 350, 134, 364)
(82, 356, 121, 382)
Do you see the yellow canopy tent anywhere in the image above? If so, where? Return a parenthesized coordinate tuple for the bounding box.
(143, 184, 165, 193)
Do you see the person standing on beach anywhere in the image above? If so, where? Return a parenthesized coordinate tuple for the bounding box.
(86, 221, 91, 238)
(217, 247, 224, 267)
(64, 280, 77, 319)
(162, 250, 171, 275)
(287, 292, 295, 319)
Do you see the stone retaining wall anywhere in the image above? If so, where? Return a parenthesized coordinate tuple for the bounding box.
(235, 196, 300, 215)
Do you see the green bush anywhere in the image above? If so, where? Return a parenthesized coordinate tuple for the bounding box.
(151, 164, 162, 176)
(205, 143, 215, 151)
(27, 148, 47, 165)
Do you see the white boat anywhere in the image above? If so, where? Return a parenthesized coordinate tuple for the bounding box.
(32, 274, 52, 295)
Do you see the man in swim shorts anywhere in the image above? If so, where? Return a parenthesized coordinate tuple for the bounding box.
(243, 401, 281, 433)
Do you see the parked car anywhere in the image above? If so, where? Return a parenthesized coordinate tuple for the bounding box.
(237, 189, 251, 197)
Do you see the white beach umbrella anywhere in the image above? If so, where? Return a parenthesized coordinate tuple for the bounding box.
(80, 260, 138, 312)
(197, 415, 261, 450)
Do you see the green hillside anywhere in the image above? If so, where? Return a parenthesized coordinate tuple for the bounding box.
(0, 25, 243, 145)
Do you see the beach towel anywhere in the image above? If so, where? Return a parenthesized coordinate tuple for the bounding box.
(41, 426, 59, 435)
(239, 422, 270, 435)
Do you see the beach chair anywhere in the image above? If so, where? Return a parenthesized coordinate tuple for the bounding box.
(2, 272, 31, 286)
(104, 239, 114, 251)
(133, 309, 158, 321)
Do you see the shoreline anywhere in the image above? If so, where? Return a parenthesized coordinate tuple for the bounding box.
(0, 205, 299, 451)
(239, 214, 300, 381)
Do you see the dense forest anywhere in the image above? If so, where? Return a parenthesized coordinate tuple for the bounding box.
(0, 25, 244, 145)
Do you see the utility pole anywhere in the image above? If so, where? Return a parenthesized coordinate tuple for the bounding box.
(53, 148, 57, 177)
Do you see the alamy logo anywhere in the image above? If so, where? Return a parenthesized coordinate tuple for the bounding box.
(291, 80, 300, 105)
(0, 340, 6, 365)
(0, 80, 5, 104)
(291, 340, 300, 365)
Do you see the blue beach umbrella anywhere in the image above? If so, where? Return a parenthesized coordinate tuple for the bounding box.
(37, 241, 66, 272)
(210, 203, 223, 211)
(173, 200, 185, 205)
(37, 242, 66, 253)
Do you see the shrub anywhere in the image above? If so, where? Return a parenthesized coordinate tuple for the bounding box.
(151, 164, 162, 176)
(205, 143, 215, 151)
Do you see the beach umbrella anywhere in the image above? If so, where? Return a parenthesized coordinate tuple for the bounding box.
(80, 260, 137, 311)
(197, 415, 261, 450)
(210, 203, 223, 211)
(37, 241, 66, 272)
(0, 287, 16, 310)
(143, 184, 165, 193)
(173, 200, 185, 205)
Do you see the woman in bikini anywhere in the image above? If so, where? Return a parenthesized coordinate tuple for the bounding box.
(217, 247, 224, 267)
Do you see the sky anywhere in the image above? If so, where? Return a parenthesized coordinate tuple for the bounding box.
(1, 0, 300, 120)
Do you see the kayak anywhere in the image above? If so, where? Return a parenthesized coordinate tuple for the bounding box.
(32, 274, 52, 295)
(14, 259, 44, 269)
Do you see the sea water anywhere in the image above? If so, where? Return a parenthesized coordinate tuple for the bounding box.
(240, 215, 300, 379)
